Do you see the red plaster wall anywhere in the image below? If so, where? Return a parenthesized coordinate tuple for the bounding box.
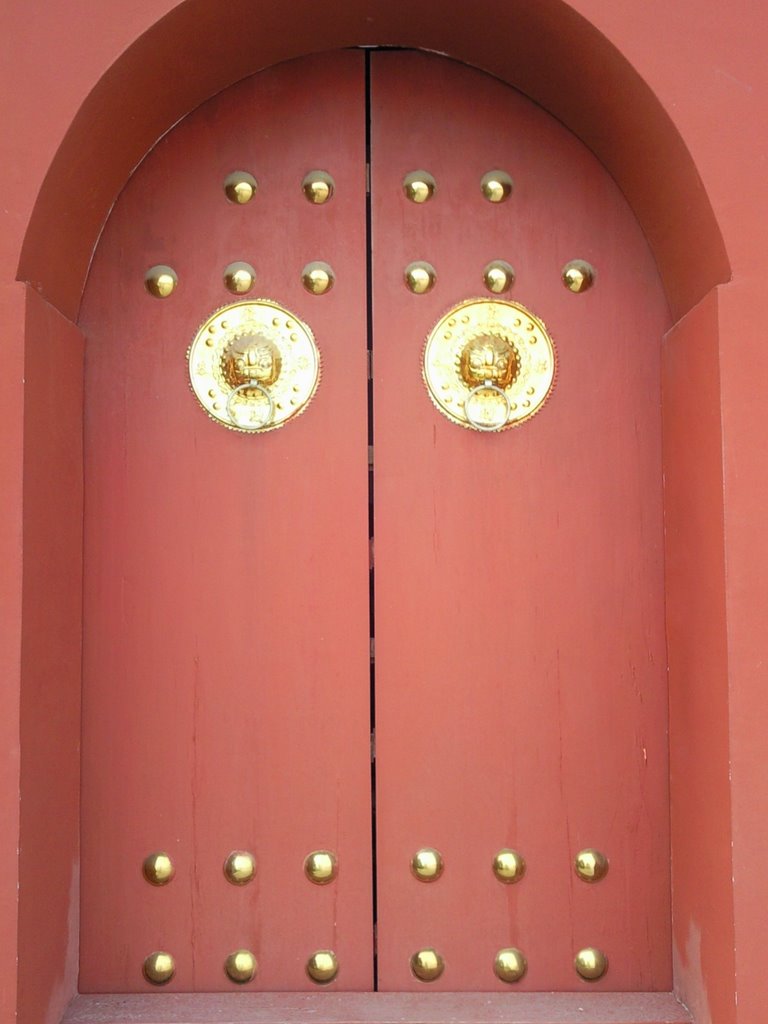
(17, 290, 84, 1024)
(1, 3, 767, 1023)
(0, 283, 24, 1024)
(717, 281, 768, 1024)
(663, 290, 736, 1024)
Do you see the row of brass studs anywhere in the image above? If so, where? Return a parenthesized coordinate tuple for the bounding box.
(222, 169, 513, 207)
(403, 170, 514, 204)
(142, 849, 338, 887)
(412, 847, 608, 883)
(404, 259, 595, 295)
(144, 847, 607, 888)
(144, 262, 336, 299)
(142, 945, 607, 986)
(145, 258, 594, 300)
(412, 946, 608, 983)
(145, 942, 606, 983)
(224, 171, 335, 205)
(142, 948, 338, 986)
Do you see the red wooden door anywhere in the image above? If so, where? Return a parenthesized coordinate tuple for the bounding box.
(79, 49, 671, 995)
(370, 51, 671, 992)
(79, 52, 373, 992)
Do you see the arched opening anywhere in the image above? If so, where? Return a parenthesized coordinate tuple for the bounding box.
(17, 0, 728, 323)
(16, 4, 733, 1024)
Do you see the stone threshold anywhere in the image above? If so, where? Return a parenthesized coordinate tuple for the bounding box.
(64, 992, 692, 1024)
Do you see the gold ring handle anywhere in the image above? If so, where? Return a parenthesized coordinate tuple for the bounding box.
(225, 381, 275, 431)
(464, 381, 512, 432)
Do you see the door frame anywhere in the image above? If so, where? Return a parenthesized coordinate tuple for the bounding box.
(4, 2, 762, 1023)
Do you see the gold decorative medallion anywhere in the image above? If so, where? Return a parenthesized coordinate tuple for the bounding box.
(423, 298, 556, 432)
(188, 300, 320, 433)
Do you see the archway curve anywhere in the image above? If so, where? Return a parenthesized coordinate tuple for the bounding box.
(10, 8, 733, 1024)
(18, 0, 728, 325)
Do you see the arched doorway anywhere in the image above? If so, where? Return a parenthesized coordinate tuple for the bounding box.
(79, 48, 670, 995)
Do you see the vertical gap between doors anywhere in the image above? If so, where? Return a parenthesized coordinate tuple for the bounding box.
(364, 48, 379, 993)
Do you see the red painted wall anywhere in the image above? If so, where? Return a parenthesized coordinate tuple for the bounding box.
(17, 291, 84, 1024)
(0, 283, 24, 1024)
(1, 2, 767, 1023)
(663, 290, 736, 1024)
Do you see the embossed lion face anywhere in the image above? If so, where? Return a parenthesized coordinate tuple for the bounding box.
(222, 333, 282, 389)
(459, 334, 518, 389)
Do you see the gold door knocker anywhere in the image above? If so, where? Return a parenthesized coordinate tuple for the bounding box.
(187, 300, 321, 432)
(423, 298, 556, 431)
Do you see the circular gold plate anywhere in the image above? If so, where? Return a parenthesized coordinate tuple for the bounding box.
(423, 298, 556, 432)
(188, 300, 320, 433)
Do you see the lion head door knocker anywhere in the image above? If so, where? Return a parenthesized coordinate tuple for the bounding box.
(423, 298, 556, 431)
(187, 299, 321, 432)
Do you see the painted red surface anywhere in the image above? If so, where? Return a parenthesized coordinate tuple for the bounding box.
(371, 52, 670, 991)
(78, 49, 672, 996)
(79, 53, 372, 992)
(662, 290, 736, 1024)
(0, 283, 24, 1024)
(17, 290, 85, 1024)
(2, 1, 768, 1023)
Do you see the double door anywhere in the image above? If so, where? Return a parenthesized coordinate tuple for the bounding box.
(79, 49, 671, 993)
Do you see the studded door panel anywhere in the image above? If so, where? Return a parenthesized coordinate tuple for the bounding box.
(80, 48, 673, 996)
(370, 50, 672, 991)
(79, 51, 372, 992)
